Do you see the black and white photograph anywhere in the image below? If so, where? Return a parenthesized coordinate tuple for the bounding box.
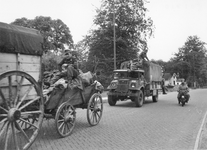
(0, 0, 207, 149)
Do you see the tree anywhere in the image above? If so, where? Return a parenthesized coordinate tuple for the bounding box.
(199, 57, 207, 86)
(86, 0, 154, 71)
(11, 16, 74, 53)
(74, 39, 90, 72)
(172, 36, 207, 86)
(42, 51, 63, 71)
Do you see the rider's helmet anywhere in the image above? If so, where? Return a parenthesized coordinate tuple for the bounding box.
(181, 81, 185, 85)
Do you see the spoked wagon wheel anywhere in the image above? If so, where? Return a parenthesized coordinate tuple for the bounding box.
(0, 71, 44, 150)
(15, 117, 37, 131)
(87, 93, 103, 126)
(55, 102, 76, 137)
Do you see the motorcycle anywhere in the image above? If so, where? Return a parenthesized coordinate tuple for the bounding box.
(178, 91, 188, 107)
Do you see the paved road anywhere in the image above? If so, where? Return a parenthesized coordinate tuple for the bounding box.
(29, 89, 207, 150)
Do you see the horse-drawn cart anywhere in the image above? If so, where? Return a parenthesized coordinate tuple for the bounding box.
(44, 78, 104, 137)
(0, 22, 103, 150)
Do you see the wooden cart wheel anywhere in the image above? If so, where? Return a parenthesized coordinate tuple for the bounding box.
(87, 93, 103, 126)
(0, 71, 44, 150)
(55, 102, 76, 137)
(15, 118, 34, 131)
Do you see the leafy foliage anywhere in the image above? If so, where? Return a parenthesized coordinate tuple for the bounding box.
(166, 36, 207, 87)
(85, 0, 154, 71)
(74, 39, 90, 72)
(11, 16, 74, 53)
(42, 51, 64, 72)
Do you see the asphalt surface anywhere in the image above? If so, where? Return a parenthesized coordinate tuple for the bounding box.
(102, 88, 207, 150)
(25, 88, 207, 150)
(103, 88, 207, 150)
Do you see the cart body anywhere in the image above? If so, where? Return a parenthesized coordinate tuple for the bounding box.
(0, 22, 43, 103)
(46, 81, 97, 109)
(44, 77, 104, 137)
(0, 22, 44, 150)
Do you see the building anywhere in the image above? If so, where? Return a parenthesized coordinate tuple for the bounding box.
(163, 73, 177, 86)
(176, 78, 185, 85)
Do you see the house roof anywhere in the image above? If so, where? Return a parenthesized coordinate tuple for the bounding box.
(177, 78, 185, 82)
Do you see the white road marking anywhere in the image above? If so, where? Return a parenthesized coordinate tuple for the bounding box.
(194, 110, 207, 150)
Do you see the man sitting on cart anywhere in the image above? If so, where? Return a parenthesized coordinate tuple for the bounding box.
(50, 49, 82, 89)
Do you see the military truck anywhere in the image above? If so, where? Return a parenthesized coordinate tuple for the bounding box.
(107, 61, 162, 107)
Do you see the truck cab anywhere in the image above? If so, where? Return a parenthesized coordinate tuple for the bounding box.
(107, 69, 146, 107)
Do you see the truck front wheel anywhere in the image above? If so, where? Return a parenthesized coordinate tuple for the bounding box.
(134, 91, 144, 107)
(108, 95, 117, 106)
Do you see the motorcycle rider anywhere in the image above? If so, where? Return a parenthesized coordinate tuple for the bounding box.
(177, 81, 190, 103)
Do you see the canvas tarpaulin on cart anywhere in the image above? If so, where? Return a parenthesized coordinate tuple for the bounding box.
(0, 22, 43, 56)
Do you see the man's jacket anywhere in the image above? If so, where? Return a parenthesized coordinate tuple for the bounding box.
(178, 84, 189, 93)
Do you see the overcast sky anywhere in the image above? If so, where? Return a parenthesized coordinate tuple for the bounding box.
(146, 0, 207, 61)
(0, 0, 207, 61)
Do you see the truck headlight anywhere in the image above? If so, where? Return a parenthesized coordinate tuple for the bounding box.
(130, 80, 137, 88)
(111, 82, 117, 87)
(131, 83, 136, 88)
(108, 80, 118, 89)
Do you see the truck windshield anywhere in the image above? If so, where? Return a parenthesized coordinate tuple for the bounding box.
(129, 71, 139, 78)
(113, 71, 140, 79)
(114, 72, 128, 79)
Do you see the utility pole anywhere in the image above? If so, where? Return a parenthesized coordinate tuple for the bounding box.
(189, 49, 196, 88)
(193, 54, 196, 88)
(113, 0, 116, 70)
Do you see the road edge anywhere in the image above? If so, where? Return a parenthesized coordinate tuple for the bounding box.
(194, 110, 207, 150)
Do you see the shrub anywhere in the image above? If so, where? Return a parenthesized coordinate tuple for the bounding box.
(42, 52, 63, 71)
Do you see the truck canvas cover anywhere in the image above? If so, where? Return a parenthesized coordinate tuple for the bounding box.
(0, 22, 43, 56)
(143, 61, 162, 82)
